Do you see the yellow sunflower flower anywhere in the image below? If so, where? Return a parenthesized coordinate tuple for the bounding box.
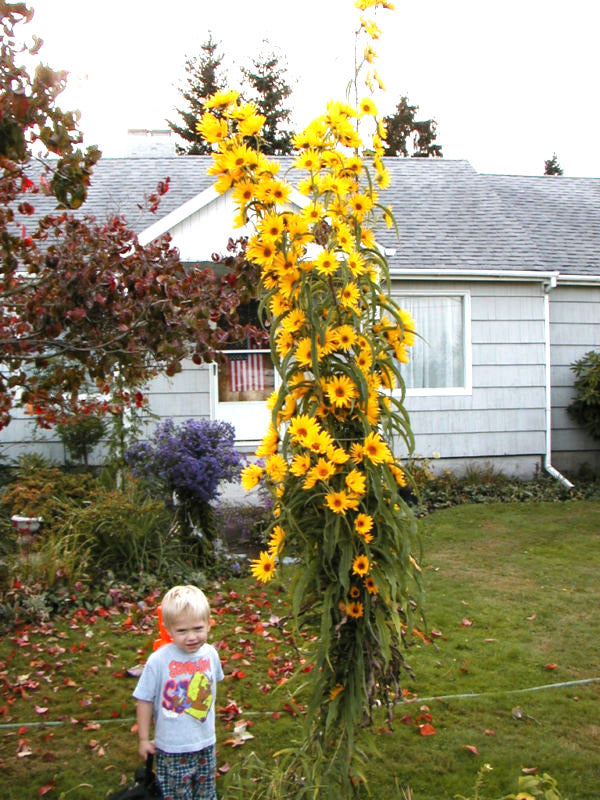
(268, 525, 285, 556)
(196, 112, 228, 143)
(305, 457, 336, 486)
(329, 684, 345, 701)
(354, 513, 374, 537)
(238, 112, 266, 137)
(294, 337, 314, 368)
(325, 490, 357, 515)
(363, 431, 393, 465)
(345, 468, 367, 496)
(355, 348, 373, 372)
(339, 282, 361, 311)
(364, 575, 379, 595)
(204, 89, 240, 109)
(231, 180, 257, 207)
(265, 453, 288, 483)
(281, 308, 306, 333)
(250, 551, 276, 583)
(352, 553, 370, 577)
(247, 237, 277, 268)
(240, 463, 264, 491)
(350, 442, 365, 464)
(389, 463, 407, 487)
(359, 96, 378, 116)
(255, 425, 279, 457)
(305, 427, 335, 455)
(346, 600, 364, 618)
(334, 325, 357, 350)
(327, 445, 350, 464)
(290, 452, 312, 476)
(275, 328, 295, 358)
(288, 413, 320, 443)
(326, 375, 358, 409)
(314, 250, 339, 276)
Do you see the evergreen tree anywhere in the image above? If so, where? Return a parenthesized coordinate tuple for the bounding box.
(544, 153, 563, 175)
(383, 95, 443, 158)
(168, 34, 225, 155)
(240, 47, 295, 155)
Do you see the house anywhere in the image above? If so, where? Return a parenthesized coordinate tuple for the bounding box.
(1, 156, 599, 479)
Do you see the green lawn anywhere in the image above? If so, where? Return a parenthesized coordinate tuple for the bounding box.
(1, 500, 599, 799)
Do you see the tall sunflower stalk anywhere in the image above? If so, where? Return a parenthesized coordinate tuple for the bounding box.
(199, 1, 423, 794)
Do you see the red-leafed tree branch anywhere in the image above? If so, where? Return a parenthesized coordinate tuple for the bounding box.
(0, 4, 265, 428)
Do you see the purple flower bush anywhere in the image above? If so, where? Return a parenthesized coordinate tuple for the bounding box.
(125, 418, 242, 507)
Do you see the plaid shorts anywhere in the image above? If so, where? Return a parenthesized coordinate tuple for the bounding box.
(155, 745, 217, 800)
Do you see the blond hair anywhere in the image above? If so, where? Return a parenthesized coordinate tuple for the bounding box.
(161, 585, 210, 630)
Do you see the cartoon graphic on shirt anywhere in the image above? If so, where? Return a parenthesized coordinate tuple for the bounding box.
(185, 671, 212, 720)
(161, 658, 214, 722)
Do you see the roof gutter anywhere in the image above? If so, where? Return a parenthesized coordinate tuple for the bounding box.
(542, 282, 574, 489)
(388, 267, 561, 284)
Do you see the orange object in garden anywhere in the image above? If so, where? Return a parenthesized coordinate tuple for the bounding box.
(152, 605, 173, 651)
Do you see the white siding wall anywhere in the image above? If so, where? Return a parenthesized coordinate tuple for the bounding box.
(399, 279, 547, 476)
(549, 284, 600, 471)
(0, 362, 213, 467)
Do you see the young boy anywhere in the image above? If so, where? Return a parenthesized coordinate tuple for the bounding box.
(133, 585, 223, 800)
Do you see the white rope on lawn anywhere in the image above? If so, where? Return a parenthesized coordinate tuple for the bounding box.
(0, 676, 598, 730)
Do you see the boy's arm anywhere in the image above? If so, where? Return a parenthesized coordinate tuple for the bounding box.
(136, 699, 156, 759)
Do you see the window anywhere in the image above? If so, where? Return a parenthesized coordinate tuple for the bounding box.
(391, 292, 471, 394)
(218, 299, 275, 403)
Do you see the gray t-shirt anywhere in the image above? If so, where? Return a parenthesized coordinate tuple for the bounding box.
(133, 642, 224, 754)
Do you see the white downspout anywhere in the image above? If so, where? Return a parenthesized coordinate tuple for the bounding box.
(543, 278, 574, 488)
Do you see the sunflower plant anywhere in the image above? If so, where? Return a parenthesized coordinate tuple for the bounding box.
(199, 1, 423, 795)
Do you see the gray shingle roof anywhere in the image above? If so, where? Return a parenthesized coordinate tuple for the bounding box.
(21, 156, 600, 277)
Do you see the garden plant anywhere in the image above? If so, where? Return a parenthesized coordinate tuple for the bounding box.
(197, 0, 425, 794)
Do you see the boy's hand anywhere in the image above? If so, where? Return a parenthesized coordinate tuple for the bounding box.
(138, 738, 156, 759)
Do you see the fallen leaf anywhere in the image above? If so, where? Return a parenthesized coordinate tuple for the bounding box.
(223, 720, 254, 747)
(461, 618, 473, 627)
(526, 612, 537, 621)
(521, 766, 539, 775)
(462, 745, 479, 755)
(419, 723, 436, 736)
(544, 663, 557, 670)
(37, 783, 56, 796)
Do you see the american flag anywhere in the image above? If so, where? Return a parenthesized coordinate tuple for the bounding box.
(228, 352, 267, 393)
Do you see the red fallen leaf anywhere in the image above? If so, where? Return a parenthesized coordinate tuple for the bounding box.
(230, 670, 246, 680)
(521, 767, 539, 775)
(419, 723, 436, 736)
(544, 663, 557, 670)
(271, 711, 280, 720)
(462, 745, 479, 755)
(34, 705, 48, 715)
(18, 726, 29, 735)
(399, 714, 413, 725)
(461, 618, 473, 627)
(415, 713, 433, 723)
(282, 702, 298, 716)
(38, 783, 56, 796)
(483, 729, 496, 736)
(430, 629, 444, 638)
(217, 762, 231, 775)
(260, 684, 271, 694)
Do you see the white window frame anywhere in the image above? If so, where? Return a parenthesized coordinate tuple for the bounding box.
(391, 290, 472, 397)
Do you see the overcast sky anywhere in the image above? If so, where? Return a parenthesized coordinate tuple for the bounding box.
(24, 0, 600, 177)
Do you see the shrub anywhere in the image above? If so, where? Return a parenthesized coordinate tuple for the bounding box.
(125, 418, 243, 561)
(56, 414, 106, 466)
(0, 454, 98, 536)
(567, 349, 600, 440)
(54, 475, 186, 581)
